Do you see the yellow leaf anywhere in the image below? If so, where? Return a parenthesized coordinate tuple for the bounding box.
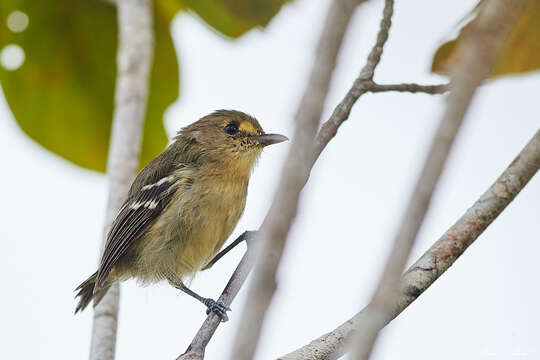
(432, 0, 540, 78)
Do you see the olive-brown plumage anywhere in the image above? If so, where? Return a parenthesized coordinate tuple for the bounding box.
(75, 110, 287, 318)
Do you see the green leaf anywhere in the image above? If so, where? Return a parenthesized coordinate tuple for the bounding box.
(144, 2, 180, 169)
(0, 0, 178, 172)
(432, 0, 540, 78)
(179, 0, 291, 38)
(0, 0, 289, 172)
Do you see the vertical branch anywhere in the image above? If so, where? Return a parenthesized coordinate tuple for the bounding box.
(230, 0, 367, 358)
(349, 0, 529, 358)
(89, 1, 154, 360)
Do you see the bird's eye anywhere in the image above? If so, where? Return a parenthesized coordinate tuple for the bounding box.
(224, 123, 239, 135)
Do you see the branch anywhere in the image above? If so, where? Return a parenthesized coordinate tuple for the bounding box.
(313, 0, 394, 160)
(176, 0, 451, 357)
(350, 1, 529, 358)
(359, 0, 393, 80)
(89, 1, 154, 360)
(280, 127, 540, 360)
(368, 82, 449, 94)
(176, 232, 257, 360)
(229, 0, 368, 358)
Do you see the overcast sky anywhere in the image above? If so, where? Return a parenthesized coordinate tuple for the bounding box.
(1, 0, 539, 359)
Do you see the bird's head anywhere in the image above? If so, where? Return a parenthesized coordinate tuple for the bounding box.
(176, 110, 287, 173)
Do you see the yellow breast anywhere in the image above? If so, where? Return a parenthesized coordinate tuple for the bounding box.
(132, 170, 249, 284)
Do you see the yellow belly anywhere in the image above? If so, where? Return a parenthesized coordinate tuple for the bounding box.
(123, 174, 247, 285)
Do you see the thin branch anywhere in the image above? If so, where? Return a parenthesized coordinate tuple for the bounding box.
(229, 0, 367, 359)
(359, 0, 393, 80)
(176, 232, 257, 360)
(89, 1, 154, 360)
(313, 0, 394, 161)
(280, 127, 540, 360)
(368, 82, 449, 94)
(174, 80, 448, 360)
(350, 1, 529, 358)
(176, 0, 450, 356)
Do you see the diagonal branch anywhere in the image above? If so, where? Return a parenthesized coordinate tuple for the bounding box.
(350, 1, 529, 358)
(230, 0, 398, 357)
(174, 79, 449, 359)
(313, 0, 393, 160)
(359, 0, 393, 81)
(176, 232, 257, 360)
(176, 0, 450, 358)
(280, 127, 540, 360)
(229, 0, 369, 359)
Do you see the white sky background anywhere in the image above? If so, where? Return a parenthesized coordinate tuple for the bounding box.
(1, 0, 539, 359)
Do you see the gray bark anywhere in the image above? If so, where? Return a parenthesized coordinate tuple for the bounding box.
(229, 1, 367, 359)
(350, 0, 529, 358)
(89, 1, 154, 359)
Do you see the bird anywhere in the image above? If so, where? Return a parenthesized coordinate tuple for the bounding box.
(75, 110, 287, 321)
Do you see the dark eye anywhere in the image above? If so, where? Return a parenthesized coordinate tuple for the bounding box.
(224, 123, 239, 135)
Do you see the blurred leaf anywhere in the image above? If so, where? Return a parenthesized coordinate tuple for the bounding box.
(0, 0, 178, 172)
(179, 0, 291, 38)
(144, 2, 179, 169)
(0, 0, 288, 172)
(432, 0, 540, 78)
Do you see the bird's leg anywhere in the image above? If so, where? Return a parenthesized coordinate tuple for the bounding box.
(202, 230, 257, 270)
(173, 282, 231, 322)
(174, 231, 256, 322)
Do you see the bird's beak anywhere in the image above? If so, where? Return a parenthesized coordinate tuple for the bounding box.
(254, 133, 288, 146)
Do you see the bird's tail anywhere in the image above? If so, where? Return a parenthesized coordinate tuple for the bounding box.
(74, 272, 110, 314)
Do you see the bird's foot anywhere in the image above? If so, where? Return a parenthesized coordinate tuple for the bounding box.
(203, 298, 231, 322)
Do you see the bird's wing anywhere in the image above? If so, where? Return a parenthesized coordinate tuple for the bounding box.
(95, 177, 178, 289)
(94, 133, 200, 290)
(94, 159, 183, 290)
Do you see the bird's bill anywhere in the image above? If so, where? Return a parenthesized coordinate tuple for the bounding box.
(254, 133, 288, 146)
